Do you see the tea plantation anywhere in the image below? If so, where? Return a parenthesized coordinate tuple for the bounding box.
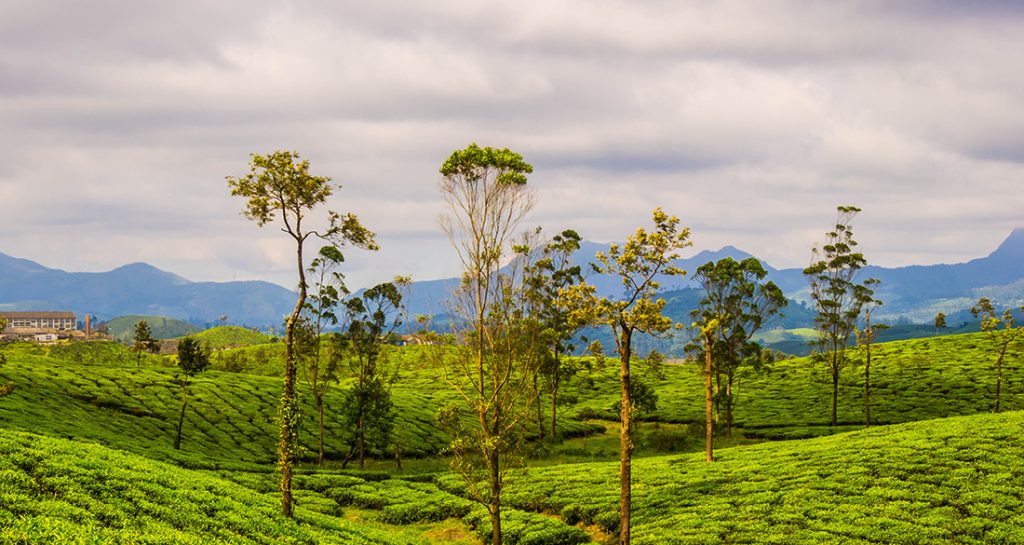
(0, 429, 455, 544)
(487, 411, 1024, 544)
(0, 330, 1022, 543)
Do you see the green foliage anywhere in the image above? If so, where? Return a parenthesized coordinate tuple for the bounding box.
(339, 377, 395, 464)
(49, 340, 131, 365)
(337, 280, 405, 468)
(4, 330, 1024, 544)
(0, 346, 456, 468)
(130, 320, 159, 366)
(522, 228, 586, 440)
(176, 336, 211, 377)
(611, 376, 658, 418)
(587, 340, 606, 369)
(439, 143, 533, 187)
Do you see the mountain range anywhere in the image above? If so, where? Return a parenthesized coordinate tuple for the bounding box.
(0, 253, 295, 327)
(403, 229, 1024, 324)
(1, 229, 1021, 332)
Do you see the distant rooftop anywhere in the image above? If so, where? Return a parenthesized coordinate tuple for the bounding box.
(0, 311, 76, 319)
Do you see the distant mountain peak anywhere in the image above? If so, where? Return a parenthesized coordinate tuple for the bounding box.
(109, 262, 192, 286)
(990, 228, 1024, 259)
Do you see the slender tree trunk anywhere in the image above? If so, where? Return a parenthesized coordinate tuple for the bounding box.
(174, 388, 188, 450)
(619, 327, 633, 545)
(704, 335, 714, 463)
(280, 236, 307, 518)
(317, 396, 326, 466)
(995, 350, 1004, 413)
(865, 344, 872, 428)
(713, 371, 723, 425)
(550, 378, 559, 440)
(724, 377, 734, 438)
(489, 446, 502, 545)
(358, 412, 366, 468)
(534, 374, 544, 441)
(831, 366, 839, 427)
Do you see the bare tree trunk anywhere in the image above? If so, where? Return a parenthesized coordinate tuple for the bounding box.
(704, 334, 714, 463)
(619, 328, 633, 545)
(489, 447, 502, 545)
(995, 351, 1004, 413)
(831, 364, 839, 427)
(358, 413, 366, 468)
(174, 390, 188, 450)
(724, 378, 734, 438)
(317, 396, 326, 465)
(550, 379, 559, 440)
(865, 346, 871, 428)
(535, 374, 544, 441)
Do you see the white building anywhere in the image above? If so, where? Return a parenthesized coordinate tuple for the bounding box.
(0, 311, 77, 335)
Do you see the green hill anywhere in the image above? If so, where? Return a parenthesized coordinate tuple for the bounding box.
(0, 347, 451, 466)
(0, 332, 1019, 468)
(191, 325, 274, 350)
(487, 410, 1024, 544)
(106, 315, 199, 342)
(562, 331, 1024, 436)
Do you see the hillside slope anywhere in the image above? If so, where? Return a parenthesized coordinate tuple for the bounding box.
(0, 429, 440, 545)
(0, 332, 1019, 466)
(492, 411, 1024, 544)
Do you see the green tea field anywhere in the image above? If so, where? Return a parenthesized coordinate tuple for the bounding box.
(0, 330, 1021, 544)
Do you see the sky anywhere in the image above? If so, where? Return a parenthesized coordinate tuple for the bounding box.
(2, 1, 1023, 291)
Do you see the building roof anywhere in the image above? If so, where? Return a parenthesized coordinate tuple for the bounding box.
(0, 311, 76, 319)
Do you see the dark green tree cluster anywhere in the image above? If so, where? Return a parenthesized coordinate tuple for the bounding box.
(338, 280, 405, 469)
(689, 256, 787, 461)
(521, 228, 586, 441)
(131, 320, 159, 366)
(173, 336, 210, 450)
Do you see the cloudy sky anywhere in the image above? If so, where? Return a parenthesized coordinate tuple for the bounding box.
(2, 1, 1022, 291)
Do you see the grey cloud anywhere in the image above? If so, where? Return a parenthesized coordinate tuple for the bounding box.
(1, 1, 1023, 291)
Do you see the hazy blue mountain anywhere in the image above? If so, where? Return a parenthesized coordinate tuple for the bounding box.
(0, 253, 296, 327)
(1, 229, 1020, 333)
(400, 229, 1024, 330)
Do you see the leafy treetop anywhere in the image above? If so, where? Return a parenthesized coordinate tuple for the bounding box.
(226, 150, 377, 252)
